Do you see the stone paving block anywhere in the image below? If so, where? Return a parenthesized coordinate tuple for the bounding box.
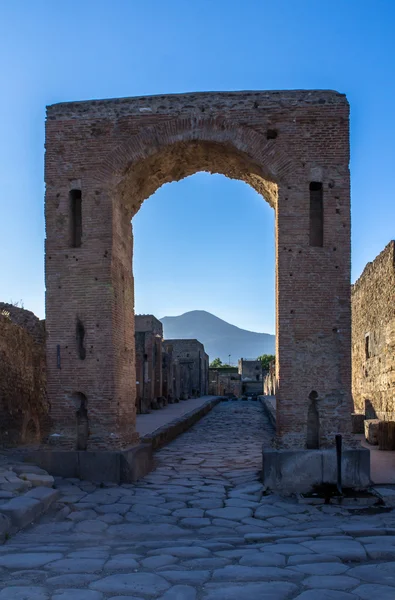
(68, 550, 111, 559)
(160, 570, 210, 584)
(225, 498, 259, 508)
(0, 552, 63, 569)
(107, 523, 190, 538)
(202, 582, 298, 600)
(66, 509, 97, 522)
(302, 575, 361, 589)
(173, 508, 204, 518)
(182, 557, 231, 569)
(287, 554, 342, 565)
(104, 554, 139, 570)
(212, 565, 303, 582)
(239, 552, 286, 567)
(46, 574, 101, 585)
(159, 585, 197, 600)
(352, 583, 395, 599)
(254, 505, 289, 519)
(0, 587, 49, 599)
(289, 562, 349, 575)
(148, 546, 211, 558)
(97, 513, 123, 524)
(95, 503, 131, 514)
(206, 507, 252, 520)
(0, 496, 41, 529)
(141, 555, 179, 569)
(189, 499, 223, 509)
(364, 544, 395, 560)
(74, 519, 109, 533)
(179, 517, 211, 528)
(347, 562, 395, 586)
(45, 558, 106, 573)
(260, 543, 315, 555)
(302, 540, 367, 561)
(52, 591, 103, 600)
(90, 573, 170, 595)
(293, 592, 357, 600)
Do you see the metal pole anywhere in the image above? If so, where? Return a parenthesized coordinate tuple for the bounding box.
(335, 434, 343, 495)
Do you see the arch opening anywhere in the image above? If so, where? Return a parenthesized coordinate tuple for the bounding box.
(117, 140, 278, 218)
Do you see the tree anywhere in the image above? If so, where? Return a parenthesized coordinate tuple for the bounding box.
(210, 357, 223, 368)
(209, 358, 233, 368)
(257, 354, 275, 372)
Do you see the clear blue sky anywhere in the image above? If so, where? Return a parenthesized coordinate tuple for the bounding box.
(1, 1, 394, 334)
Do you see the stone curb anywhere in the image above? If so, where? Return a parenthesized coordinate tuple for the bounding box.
(142, 397, 222, 450)
(259, 396, 276, 429)
(0, 486, 59, 539)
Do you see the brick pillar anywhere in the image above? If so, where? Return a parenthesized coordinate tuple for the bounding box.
(275, 177, 352, 449)
(45, 185, 138, 450)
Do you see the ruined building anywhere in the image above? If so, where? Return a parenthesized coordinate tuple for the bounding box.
(134, 316, 209, 411)
(263, 359, 276, 396)
(162, 342, 180, 404)
(0, 303, 49, 445)
(134, 315, 164, 413)
(163, 340, 208, 399)
(238, 358, 264, 396)
(352, 241, 395, 421)
(209, 366, 242, 397)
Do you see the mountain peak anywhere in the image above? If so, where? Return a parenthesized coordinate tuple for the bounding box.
(160, 311, 275, 364)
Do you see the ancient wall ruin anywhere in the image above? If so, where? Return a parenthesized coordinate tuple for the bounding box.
(44, 90, 352, 450)
(0, 305, 48, 445)
(135, 315, 163, 413)
(163, 339, 208, 399)
(209, 368, 242, 397)
(352, 241, 395, 419)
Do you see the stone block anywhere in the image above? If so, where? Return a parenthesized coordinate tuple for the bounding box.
(365, 419, 380, 445)
(351, 413, 365, 434)
(25, 487, 60, 510)
(24, 444, 154, 484)
(121, 444, 153, 482)
(21, 473, 54, 487)
(79, 451, 120, 483)
(0, 496, 41, 529)
(262, 448, 371, 493)
(24, 451, 80, 478)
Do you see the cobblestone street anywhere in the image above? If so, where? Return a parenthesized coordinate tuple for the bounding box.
(1, 401, 395, 599)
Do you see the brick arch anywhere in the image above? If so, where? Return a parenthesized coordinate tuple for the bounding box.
(96, 116, 297, 211)
(44, 90, 353, 466)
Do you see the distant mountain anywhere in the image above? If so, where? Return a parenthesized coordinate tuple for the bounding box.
(160, 310, 275, 364)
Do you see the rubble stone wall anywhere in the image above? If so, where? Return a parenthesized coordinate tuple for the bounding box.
(351, 241, 395, 419)
(0, 312, 49, 446)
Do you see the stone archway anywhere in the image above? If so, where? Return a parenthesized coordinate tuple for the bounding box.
(44, 90, 353, 459)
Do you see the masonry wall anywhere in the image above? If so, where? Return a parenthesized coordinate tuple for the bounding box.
(163, 339, 208, 399)
(0, 310, 49, 446)
(209, 368, 242, 397)
(135, 315, 163, 413)
(351, 241, 395, 419)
